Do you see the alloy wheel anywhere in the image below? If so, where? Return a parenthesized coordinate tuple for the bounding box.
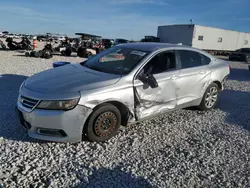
(205, 86, 218, 108)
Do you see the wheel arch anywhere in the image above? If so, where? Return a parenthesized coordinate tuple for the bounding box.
(212, 80, 222, 91)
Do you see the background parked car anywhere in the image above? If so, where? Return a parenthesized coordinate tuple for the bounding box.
(101, 38, 112, 48)
(37, 35, 47, 41)
(229, 48, 250, 62)
(114, 38, 129, 45)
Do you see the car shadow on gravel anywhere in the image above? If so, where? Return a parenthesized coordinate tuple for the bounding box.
(228, 67, 250, 82)
(75, 166, 154, 188)
(0, 74, 41, 142)
(216, 89, 250, 131)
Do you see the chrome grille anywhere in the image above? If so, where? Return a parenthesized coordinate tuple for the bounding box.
(19, 96, 39, 109)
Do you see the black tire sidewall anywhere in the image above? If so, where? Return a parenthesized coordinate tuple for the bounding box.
(85, 104, 121, 142)
(199, 83, 219, 111)
(77, 47, 86, 58)
(65, 49, 72, 56)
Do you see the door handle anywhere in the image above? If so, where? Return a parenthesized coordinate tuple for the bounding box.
(199, 70, 207, 74)
(171, 75, 179, 80)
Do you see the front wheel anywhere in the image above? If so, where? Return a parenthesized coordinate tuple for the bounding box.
(77, 47, 87, 58)
(84, 104, 121, 142)
(198, 83, 219, 111)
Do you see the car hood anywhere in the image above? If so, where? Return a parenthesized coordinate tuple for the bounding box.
(24, 63, 121, 94)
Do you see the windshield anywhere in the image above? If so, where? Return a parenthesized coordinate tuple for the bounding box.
(82, 46, 149, 75)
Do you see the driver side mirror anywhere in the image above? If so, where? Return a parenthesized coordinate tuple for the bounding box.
(138, 74, 158, 88)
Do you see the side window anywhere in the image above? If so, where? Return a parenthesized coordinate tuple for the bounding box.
(142, 51, 176, 75)
(200, 54, 211, 65)
(179, 50, 203, 69)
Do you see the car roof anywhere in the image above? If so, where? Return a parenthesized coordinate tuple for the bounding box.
(117, 42, 192, 52)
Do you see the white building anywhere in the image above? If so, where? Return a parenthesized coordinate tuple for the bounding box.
(157, 24, 250, 51)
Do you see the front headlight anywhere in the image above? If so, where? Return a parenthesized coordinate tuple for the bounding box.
(37, 99, 79, 110)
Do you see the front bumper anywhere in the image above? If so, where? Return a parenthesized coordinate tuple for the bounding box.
(17, 96, 92, 143)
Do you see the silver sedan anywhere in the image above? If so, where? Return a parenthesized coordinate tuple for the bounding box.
(17, 43, 230, 142)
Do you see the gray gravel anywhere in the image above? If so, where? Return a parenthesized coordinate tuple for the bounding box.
(0, 51, 250, 188)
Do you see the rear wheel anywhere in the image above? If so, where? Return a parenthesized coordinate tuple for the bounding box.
(25, 52, 30, 57)
(65, 48, 72, 56)
(84, 104, 121, 142)
(77, 47, 87, 58)
(198, 83, 219, 111)
(41, 49, 52, 59)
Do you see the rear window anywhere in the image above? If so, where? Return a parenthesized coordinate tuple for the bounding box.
(179, 50, 204, 68)
(201, 54, 211, 65)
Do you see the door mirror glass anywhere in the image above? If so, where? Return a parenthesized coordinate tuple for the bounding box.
(138, 74, 158, 88)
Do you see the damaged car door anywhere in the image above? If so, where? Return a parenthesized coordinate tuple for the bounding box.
(174, 50, 211, 106)
(133, 50, 180, 119)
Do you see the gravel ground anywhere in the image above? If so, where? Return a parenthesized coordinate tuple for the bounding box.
(0, 50, 250, 188)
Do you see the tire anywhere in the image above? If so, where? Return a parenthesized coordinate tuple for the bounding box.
(65, 48, 72, 56)
(25, 52, 30, 57)
(198, 83, 219, 111)
(34, 51, 41, 58)
(84, 104, 121, 142)
(41, 49, 52, 59)
(77, 47, 87, 58)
